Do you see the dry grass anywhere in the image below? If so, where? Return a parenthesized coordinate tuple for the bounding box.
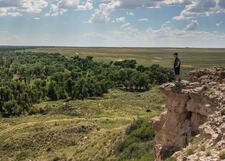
(0, 87, 164, 161)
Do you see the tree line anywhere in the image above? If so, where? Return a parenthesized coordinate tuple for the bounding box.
(0, 50, 174, 117)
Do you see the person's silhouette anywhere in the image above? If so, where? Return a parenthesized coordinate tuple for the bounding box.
(173, 53, 181, 83)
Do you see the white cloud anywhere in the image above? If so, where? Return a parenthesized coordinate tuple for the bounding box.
(115, 17, 126, 23)
(88, 0, 193, 24)
(216, 21, 223, 27)
(88, 0, 225, 23)
(33, 17, 40, 20)
(45, 4, 60, 16)
(163, 0, 192, 6)
(45, 0, 93, 16)
(174, 0, 225, 20)
(58, 0, 80, 10)
(0, 8, 8, 16)
(80, 20, 225, 47)
(8, 12, 22, 16)
(0, 0, 224, 21)
(0, 8, 22, 16)
(115, 0, 161, 9)
(121, 23, 130, 29)
(57, 0, 93, 10)
(88, 1, 119, 23)
(185, 20, 199, 31)
(0, 0, 48, 16)
(126, 11, 134, 16)
(88, 0, 169, 24)
(138, 18, 149, 22)
(0, 0, 93, 17)
(145, 22, 225, 47)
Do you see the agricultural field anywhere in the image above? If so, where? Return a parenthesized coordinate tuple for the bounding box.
(0, 47, 225, 161)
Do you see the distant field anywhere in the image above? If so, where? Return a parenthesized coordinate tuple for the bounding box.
(25, 47, 225, 68)
(25, 47, 225, 79)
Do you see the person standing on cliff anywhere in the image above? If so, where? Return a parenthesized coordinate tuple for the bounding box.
(173, 52, 181, 84)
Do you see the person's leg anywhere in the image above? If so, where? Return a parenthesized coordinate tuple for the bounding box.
(176, 68, 180, 82)
(176, 75, 179, 82)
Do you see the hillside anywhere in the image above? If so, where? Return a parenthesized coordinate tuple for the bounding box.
(150, 67, 225, 161)
(0, 88, 165, 161)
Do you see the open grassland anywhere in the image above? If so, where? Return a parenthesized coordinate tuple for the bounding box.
(25, 47, 225, 68)
(0, 87, 164, 161)
(25, 47, 225, 79)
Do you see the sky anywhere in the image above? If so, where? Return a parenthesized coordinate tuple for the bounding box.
(0, 0, 225, 48)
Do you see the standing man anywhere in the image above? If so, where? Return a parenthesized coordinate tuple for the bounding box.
(173, 52, 181, 83)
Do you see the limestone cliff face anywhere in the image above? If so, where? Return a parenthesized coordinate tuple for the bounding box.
(150, 68, 225, 161)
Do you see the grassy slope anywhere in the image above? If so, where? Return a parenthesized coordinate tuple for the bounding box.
(0, 87, 165, 161)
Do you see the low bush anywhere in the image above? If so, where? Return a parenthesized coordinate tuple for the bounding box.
(165, 156, 177, 161)
(221, 109, 225, 116)
(206, 150, 211, 156)
(186, 148, 194, 156)
(117, 118, 155, 161)
(219, 150, 225, 159)
(200, 145, 205, 151)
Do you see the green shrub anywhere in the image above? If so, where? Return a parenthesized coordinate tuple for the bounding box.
(117, 118, 155, 161)
(186, 148, 194, 156)
(125, 118, 155, 141)
(2, 100, 23, 117)
(200, 145, 205, 151)
(206, 150, 211, 156)
(219, 150, 225, 159)
(117, 136, 140, 152)
(137, 152, 154, 161)
(16, 152, 28, 161)
(221, 109, 225, 116)
(165, 156, 177, 161)
(52, 156, 61, 161)
(126, 118, 145, 135)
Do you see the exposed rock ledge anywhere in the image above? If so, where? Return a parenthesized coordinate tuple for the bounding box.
(150, 68, 225, 161)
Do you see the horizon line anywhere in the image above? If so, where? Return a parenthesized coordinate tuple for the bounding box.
(1, 45, 225, 49)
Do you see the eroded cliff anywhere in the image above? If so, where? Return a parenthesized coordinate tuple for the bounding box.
(150, 68, 225, 161)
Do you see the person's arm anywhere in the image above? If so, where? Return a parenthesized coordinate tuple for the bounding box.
(175, 61, 180, 68)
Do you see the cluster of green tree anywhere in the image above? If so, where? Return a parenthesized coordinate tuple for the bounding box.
(116, 118, 155, 161)
(0, 50, 174, 117)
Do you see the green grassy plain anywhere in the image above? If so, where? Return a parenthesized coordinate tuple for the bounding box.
(1, 48, 225, 160)
(25, 47, 225, 79)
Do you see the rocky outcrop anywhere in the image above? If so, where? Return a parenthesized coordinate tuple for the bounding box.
(150, 68, 225, 161)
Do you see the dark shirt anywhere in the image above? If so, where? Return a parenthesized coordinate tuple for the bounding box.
(174, 57, 181, 69)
